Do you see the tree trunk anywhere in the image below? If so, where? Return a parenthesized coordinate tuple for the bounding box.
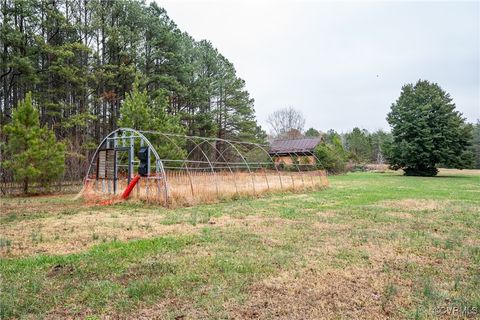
(23, 177, 28, 194)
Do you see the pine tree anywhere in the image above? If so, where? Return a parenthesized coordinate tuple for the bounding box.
(1, 0, 265, 183)
(118, 80, 151, 130)
(344, 128, 373, 163)
(471, 121, 480, 168)
(314, 133, 348, 174)
(386, 80, 473, 176)
(150, 91, 187, 161)
(305, 128, 320, 137)
(369, 130, 392, 164)
(3, 92, 65, 193)
(118, 79, 186, 161)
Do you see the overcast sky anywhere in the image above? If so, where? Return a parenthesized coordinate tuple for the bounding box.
(159, 0, 479, 133)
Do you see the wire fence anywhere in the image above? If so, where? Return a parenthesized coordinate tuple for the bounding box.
(81, 128, 330, 206)
(83, 169, 328, 206)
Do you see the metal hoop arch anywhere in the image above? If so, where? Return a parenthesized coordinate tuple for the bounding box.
(85, 128, 325, 204)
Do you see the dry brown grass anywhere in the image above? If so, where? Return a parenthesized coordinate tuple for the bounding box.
(1, 209, 195, 256)
(224, 208, 474, 320)
(83, 170, 329, 206)
(229, 267, 396, 319)
(227, 243, 420, 320)
(2, 172, 478, 320)
(1, 194, 83, 216)
(0, 205, 299, 257)
(377, 199, 448, 211)
(438, 168, 480, 176)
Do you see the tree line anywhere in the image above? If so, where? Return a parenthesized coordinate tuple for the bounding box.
(1, 0, 478, 191)
(267, 107, 394, 172)
(268, 87, 480, 176)
(307, 127, 393, 173)
(304, 122, 477, 174)
(1, 0, 265, 184)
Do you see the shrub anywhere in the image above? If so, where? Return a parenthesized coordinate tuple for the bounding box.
(314, 142, 347, 174)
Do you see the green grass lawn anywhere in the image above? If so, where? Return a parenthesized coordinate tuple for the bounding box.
(1, 170, 479, 319)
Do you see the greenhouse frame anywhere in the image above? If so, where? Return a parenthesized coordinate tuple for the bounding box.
(84, 128, 328, 206)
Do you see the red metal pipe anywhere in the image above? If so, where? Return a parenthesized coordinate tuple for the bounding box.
(121, 175, 141, 199)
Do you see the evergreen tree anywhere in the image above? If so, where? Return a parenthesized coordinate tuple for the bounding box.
(369, 130, 392, 164)
(323, 129, 341, 144)
(344, 127, 372, 163)
(150, 93, 187, 161)
(386, 80, 472, 176)
(3, 92, 65, 193)
(305, 128, 320, 137)
(1, 0, 265, 184)
(118, 79, 186, 161)
(118, 80, 151, 130)
(471, 120, 480, 169)
(314, 134, 348, 174)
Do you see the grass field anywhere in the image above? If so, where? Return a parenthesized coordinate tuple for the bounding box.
(1, 170, 479, 319)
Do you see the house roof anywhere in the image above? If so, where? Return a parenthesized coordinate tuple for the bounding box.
(269, 137, 322, 155)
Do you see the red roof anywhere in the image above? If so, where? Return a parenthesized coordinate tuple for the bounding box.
(269, 137, 322, 155)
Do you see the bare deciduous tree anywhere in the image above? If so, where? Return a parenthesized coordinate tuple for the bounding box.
(267, 107, 306, 138)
